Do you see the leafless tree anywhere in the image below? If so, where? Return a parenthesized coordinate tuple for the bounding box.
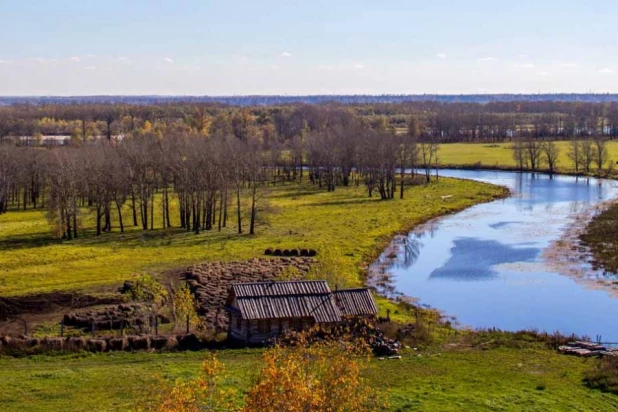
(567, 137, 581, 172)
(593, 136, 609, 172)
(580, 139, 594, 173)
(541, 141, 559, 174)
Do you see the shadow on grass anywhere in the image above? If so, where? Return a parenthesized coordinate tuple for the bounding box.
(30, 226, 262, 251)
(304, 197, 379, 207)
(0, 235, 61, 251)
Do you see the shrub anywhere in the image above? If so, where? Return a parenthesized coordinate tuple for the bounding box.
(124, 274, 168, 306)
(584, 357, 618, 395)
(243, 338, 388, 412)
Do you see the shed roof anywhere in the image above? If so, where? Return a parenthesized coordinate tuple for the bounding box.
(334, 288, 379, 316)
(231, 280, 331, 298)
(227, 281, 377, 324)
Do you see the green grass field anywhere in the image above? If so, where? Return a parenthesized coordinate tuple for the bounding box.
(1, 168, 615, 411)
(1, 341, 615, 412)
(439, 141, 618, 172)
(0, 178, 504, 297)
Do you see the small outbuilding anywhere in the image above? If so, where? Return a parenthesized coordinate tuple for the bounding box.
(225, 280, 378, 344)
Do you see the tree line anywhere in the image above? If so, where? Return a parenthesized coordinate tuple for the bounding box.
(0, 113, 436, 239)
(511, 135, 611, 174)
(3, 101, 618, 145)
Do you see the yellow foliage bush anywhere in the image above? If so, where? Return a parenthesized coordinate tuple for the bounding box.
(243, 339, 387, 412)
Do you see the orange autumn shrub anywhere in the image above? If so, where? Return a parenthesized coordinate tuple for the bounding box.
(242, 339, 388, 412)
(139, 352, 236, 412)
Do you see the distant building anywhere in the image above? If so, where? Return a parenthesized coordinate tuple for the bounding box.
(225, 280, 378, 344)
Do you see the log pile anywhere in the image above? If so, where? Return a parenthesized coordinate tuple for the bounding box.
(559, 341, 618, 357)
(62, 303, 170, 332)
(184, 257, 315, 331)
(0, 333, 201, 354)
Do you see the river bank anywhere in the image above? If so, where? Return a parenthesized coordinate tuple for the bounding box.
(368, 169, 618, 340)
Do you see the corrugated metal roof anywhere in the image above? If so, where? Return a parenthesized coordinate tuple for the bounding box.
(334, 289, 379, 316)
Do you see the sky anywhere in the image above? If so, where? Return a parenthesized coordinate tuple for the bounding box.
(1, 0, 617, 96)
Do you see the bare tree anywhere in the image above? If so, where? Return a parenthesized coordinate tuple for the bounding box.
(418, 136, 439, 183)
(512, 138, 527, 170)
(525, 139, 542, 171)
(567, 137, 581, 172)
(580, 139, 594, 173)
(541, 141, 559, 174)
(398, 117, 419, 199)
(593, 135, 609, 172)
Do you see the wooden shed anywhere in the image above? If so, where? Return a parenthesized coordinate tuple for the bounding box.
(225, 280, 378, 344)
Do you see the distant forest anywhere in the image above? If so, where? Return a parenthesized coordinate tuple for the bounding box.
(3, 97, 618, 238)
(2, 94, 618, 107)
(2, 98, 618, 143)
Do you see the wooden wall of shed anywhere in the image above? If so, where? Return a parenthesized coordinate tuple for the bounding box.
(229, 317, 317, 344)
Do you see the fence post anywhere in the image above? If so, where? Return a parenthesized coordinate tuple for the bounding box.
(155, 316, 159, 336)
(60, 321, 64, 338)
(186, 314, 190, 334)
(91, 322, 95, 337)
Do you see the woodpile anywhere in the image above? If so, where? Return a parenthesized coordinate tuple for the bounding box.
(184, 257, 315, 332)
(62, 303, 170, 332)
(559, 341, 618, 357)
(0, 333, 198, 354)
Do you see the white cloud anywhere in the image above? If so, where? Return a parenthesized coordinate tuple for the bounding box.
(163, 57, 174, 64)
(116, 56, 128, 61)
(518, 54, 528, 59)
(598, 68, 615, 74)
(536, 71, 550, 76)
(69, 56, 80, 62)
(561, 63, 579, 68)
(478, 57, 497, 61)
(353, 64, 365, 69)
(280, 52, 292, 57)
(84, 54, 97, 58)
(0, 60, 14, 64)
(315, 65, 334, 71)
(28, 57, 46, 63)
(270, 64, 280, 71)
(436, 53, 447, 59)
(85, 65, 96, 70)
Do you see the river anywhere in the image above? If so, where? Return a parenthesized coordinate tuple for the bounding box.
(374, 169, 618, 341)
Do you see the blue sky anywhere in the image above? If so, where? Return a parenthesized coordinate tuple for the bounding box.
(1, 0, 617, 95)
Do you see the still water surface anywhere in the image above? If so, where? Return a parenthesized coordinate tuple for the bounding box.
(380, 170, 618, 340)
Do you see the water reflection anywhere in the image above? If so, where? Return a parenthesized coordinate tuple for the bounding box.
(372, 169, 618, 340)
(429, 238, 539, 280)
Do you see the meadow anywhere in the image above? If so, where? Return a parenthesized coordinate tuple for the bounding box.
(438, 140, 618, 172)
(1, 337, 616, 412)
(0, 178, 504, 297)
(0, 155, 615, 411)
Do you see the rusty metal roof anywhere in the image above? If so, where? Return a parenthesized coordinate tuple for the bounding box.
(334, 288, 379, 316)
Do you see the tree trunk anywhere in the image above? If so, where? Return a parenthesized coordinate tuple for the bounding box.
(236, 187, 242, 234)
(249, 187, 257, 235)
(116, 201, 124, 233)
